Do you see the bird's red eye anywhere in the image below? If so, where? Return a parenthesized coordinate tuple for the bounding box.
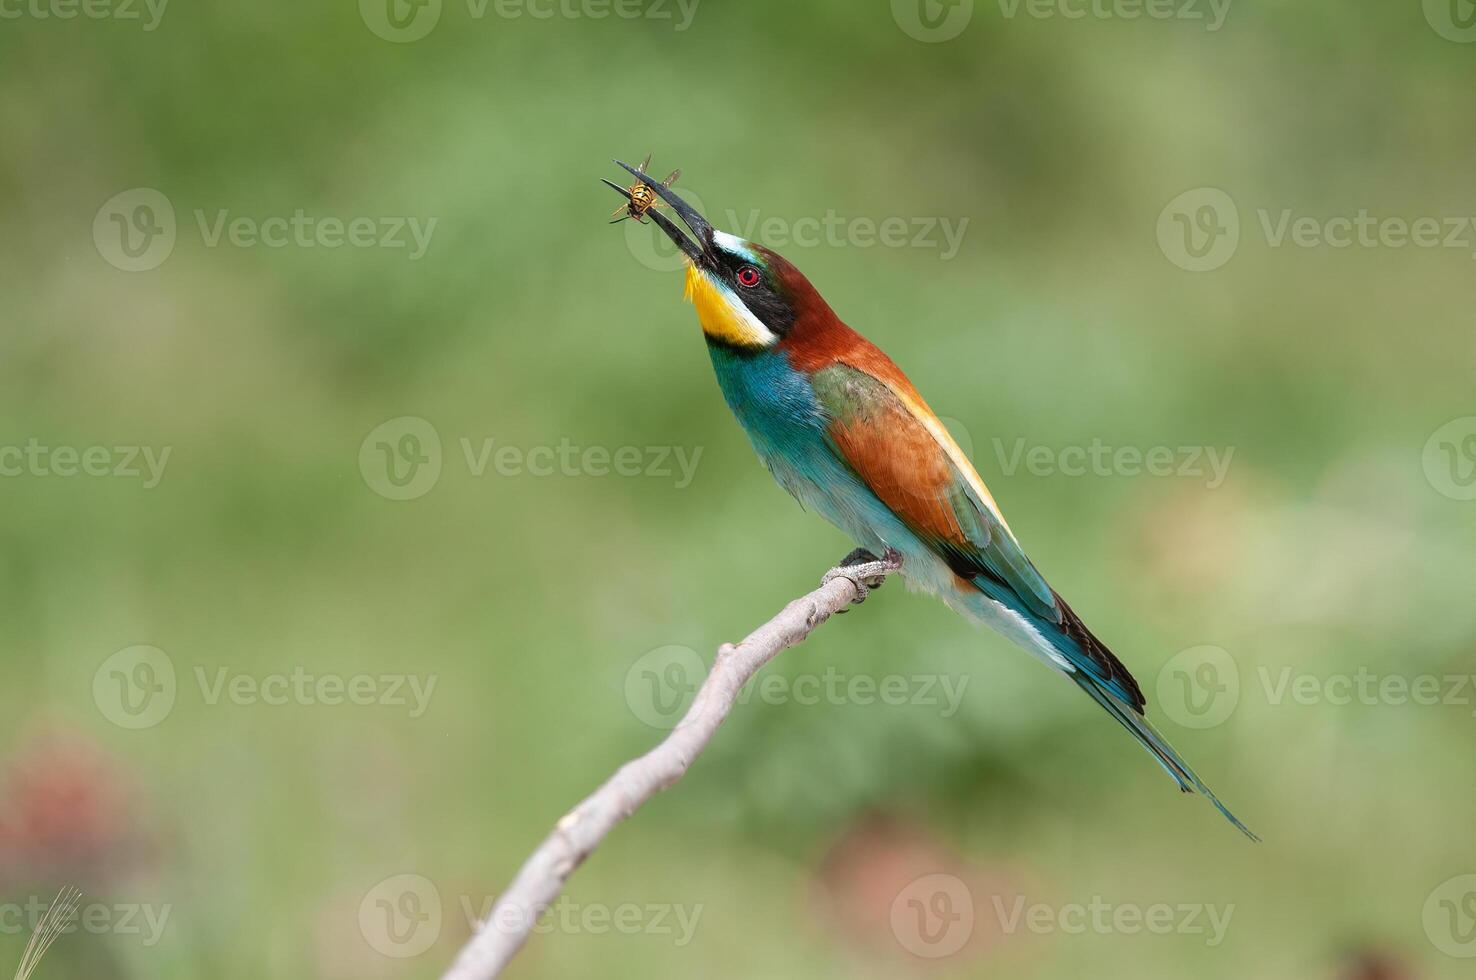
(736, 266, 762, 288)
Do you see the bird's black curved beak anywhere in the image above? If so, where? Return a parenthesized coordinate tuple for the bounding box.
(608, 159, 717, 268)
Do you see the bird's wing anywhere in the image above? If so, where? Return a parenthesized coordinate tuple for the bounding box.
(809, 361, 1146, 712)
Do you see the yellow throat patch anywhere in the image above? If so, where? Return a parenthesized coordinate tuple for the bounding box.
(683, 264, 777, 348)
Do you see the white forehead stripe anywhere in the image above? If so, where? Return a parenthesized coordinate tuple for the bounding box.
(713, 230, 760, 263)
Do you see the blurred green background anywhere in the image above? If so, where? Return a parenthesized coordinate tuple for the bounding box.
(3, 1, 1475, 978)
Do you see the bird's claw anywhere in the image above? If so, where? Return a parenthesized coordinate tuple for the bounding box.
(822, 548, 903, 610)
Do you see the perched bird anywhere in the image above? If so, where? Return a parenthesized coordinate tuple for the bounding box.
(609, 161, 1256, 839)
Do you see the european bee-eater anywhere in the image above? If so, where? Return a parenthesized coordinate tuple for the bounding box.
(612, 161, 1256, 840)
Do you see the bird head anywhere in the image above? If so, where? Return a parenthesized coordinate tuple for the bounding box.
(612, 160, 834, 351)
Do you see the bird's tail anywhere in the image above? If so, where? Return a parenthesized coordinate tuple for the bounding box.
(1071, 672, 1260, 842)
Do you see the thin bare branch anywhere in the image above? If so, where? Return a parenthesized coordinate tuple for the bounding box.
(437, 551, 902, 980)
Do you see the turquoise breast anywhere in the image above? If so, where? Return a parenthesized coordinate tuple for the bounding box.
(704, 345, 827, 459)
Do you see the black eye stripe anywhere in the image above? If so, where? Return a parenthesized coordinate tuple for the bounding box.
(717, 249, 795, 336)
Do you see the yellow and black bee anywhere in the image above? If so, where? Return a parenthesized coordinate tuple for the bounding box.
(601, 153, 681, 224)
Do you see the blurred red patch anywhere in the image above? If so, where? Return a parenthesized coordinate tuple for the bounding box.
(0, 727, 156, 890)
(807, 812, 1027, 969)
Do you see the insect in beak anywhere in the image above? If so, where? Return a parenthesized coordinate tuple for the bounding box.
(601, 152, 682, 225)
(606, 158, 717, 268)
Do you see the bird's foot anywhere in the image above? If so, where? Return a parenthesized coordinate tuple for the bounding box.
(822, 548, 903, 610)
